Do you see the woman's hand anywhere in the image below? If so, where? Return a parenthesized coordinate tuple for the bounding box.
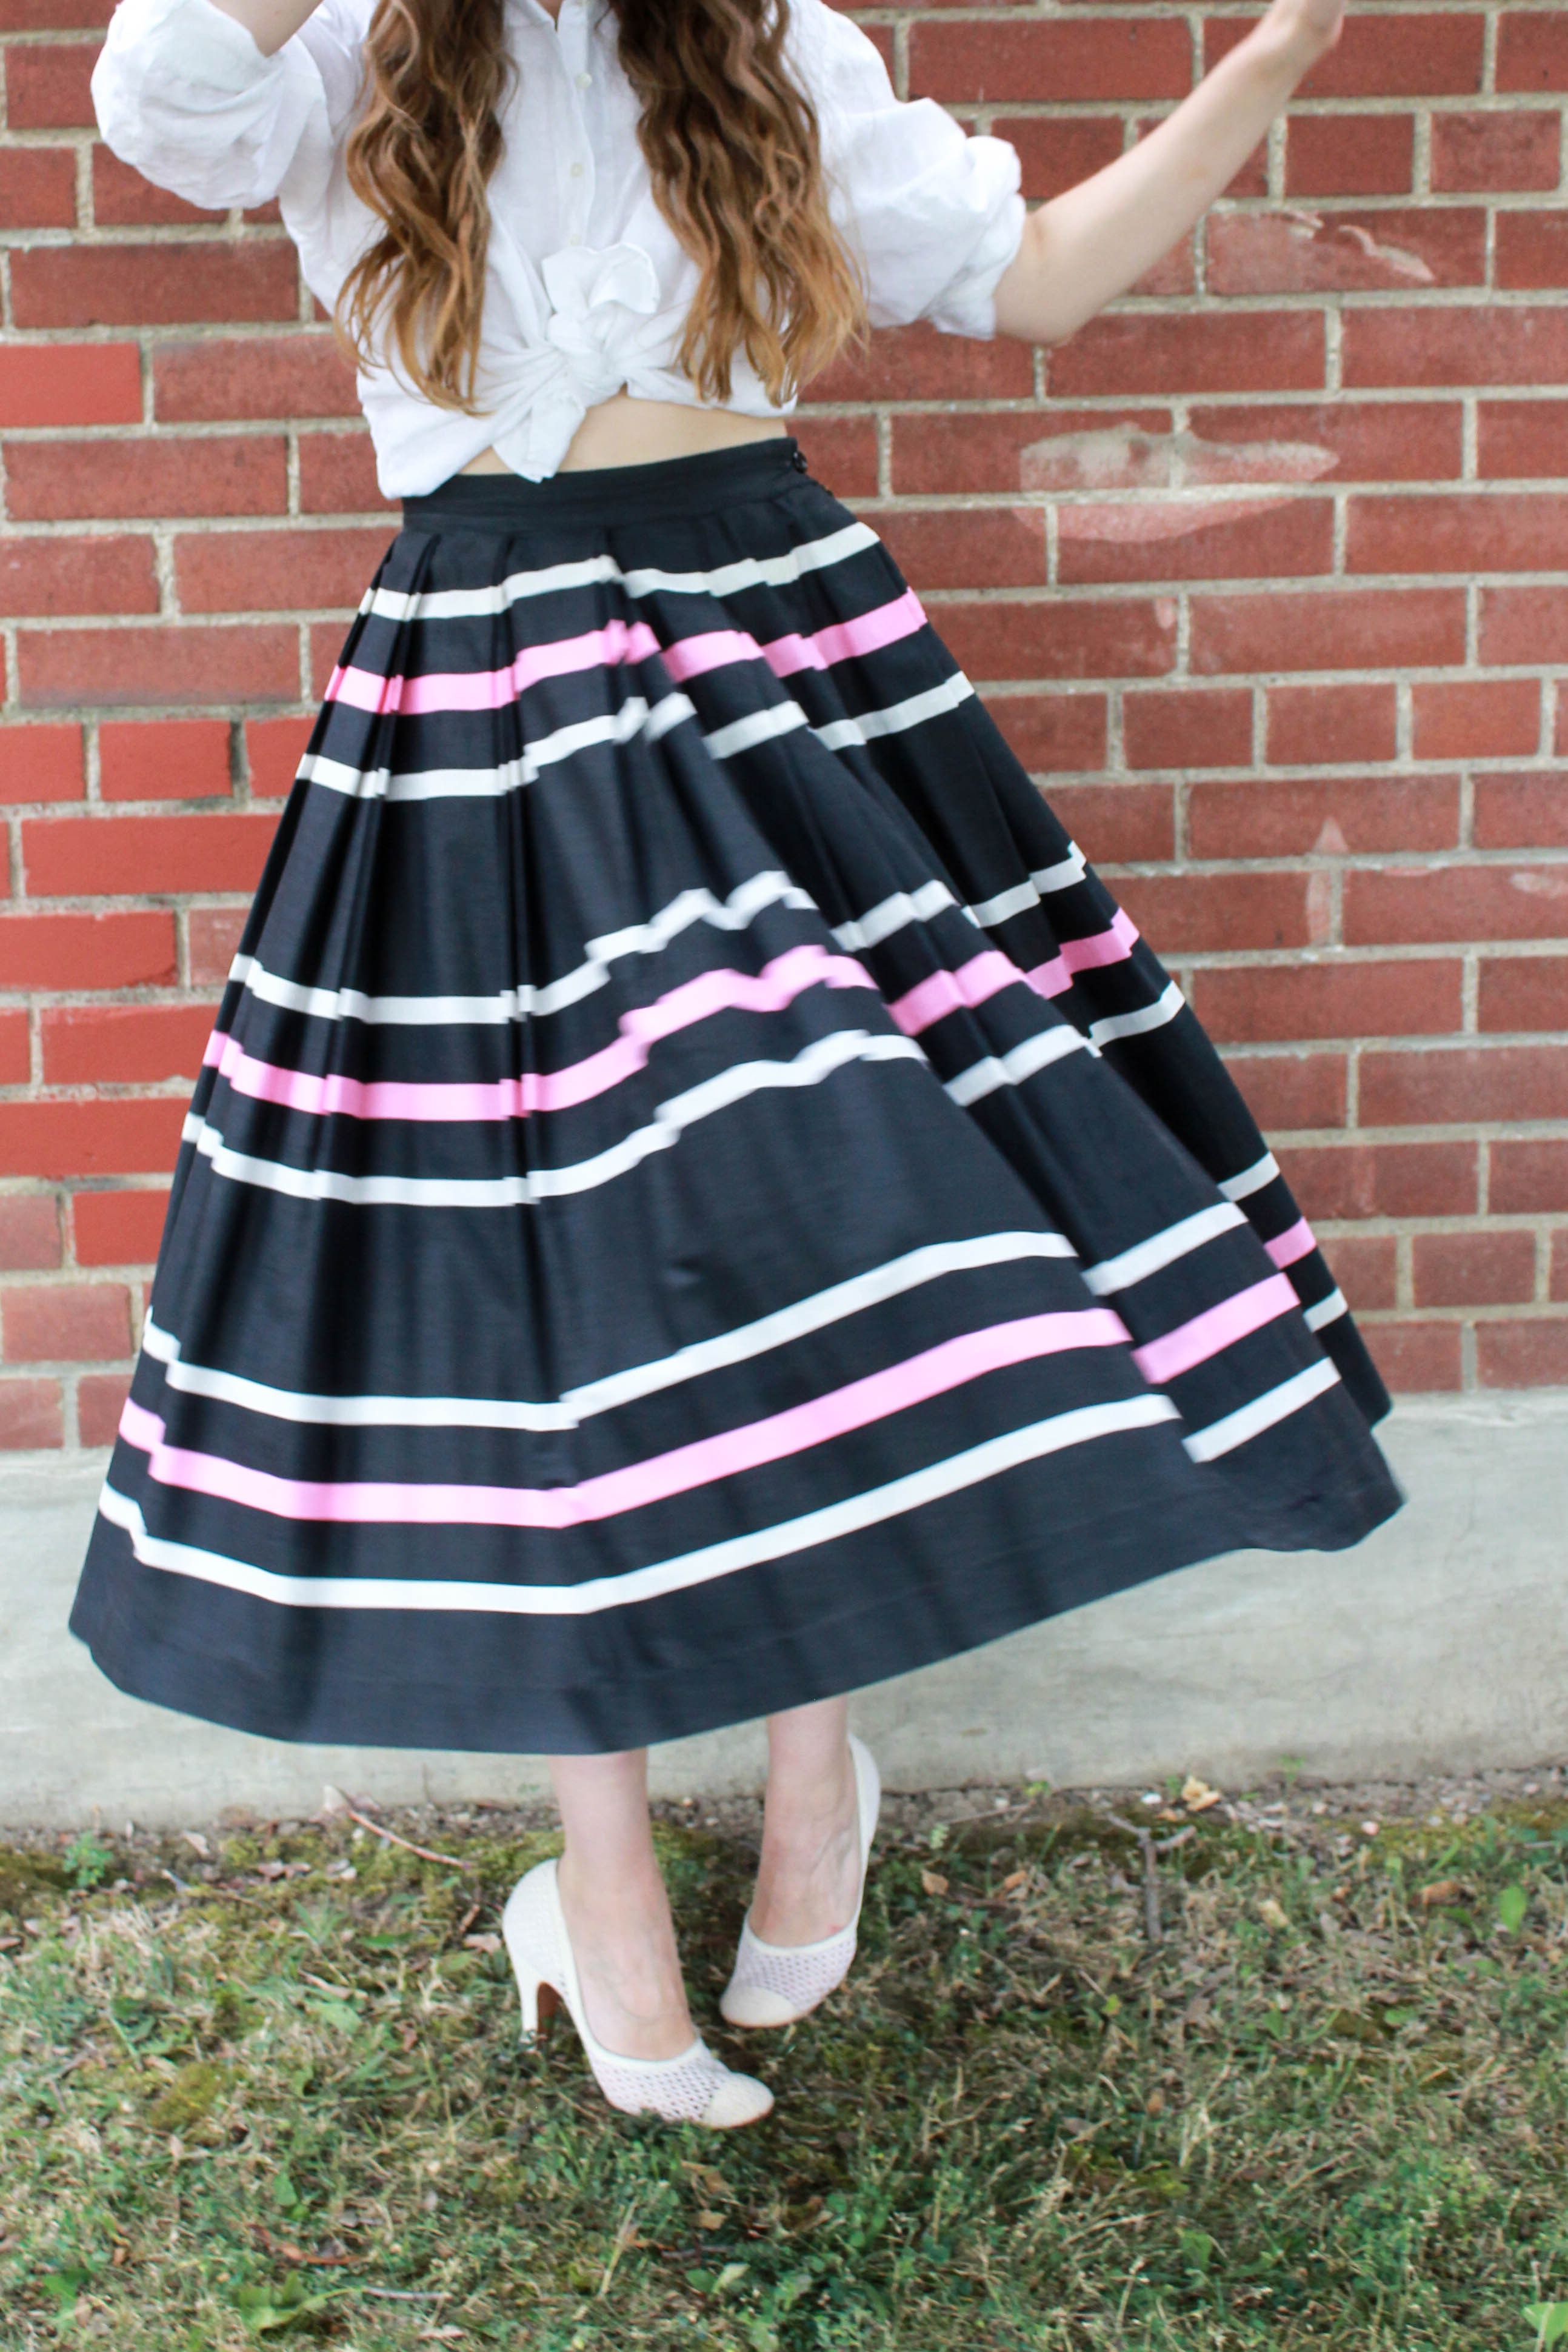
(1259, 0, 1349, 67)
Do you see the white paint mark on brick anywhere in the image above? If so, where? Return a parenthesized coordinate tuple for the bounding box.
(1020, 426, 1336, 496)
(1306, 869, 1335, 944)
(1056, 492, 1301, 546)
(1509, 870, 1568, 898)
(1313, 818, 1350, 856)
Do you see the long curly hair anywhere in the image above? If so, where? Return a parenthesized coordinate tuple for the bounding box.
(334, 0, 869, 411)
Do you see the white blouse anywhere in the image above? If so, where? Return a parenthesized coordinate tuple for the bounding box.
(93, 0, 1026, 493)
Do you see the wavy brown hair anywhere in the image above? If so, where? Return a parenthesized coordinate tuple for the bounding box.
(335, 0, 869, 413)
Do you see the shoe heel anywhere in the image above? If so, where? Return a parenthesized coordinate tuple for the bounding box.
(518, 1973, 561, 2043)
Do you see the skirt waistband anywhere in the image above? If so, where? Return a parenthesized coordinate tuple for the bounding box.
(401, 435, 810, 533)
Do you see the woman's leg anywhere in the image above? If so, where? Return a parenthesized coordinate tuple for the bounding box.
(550, 1749, 696, 2060)
(749, 1696, 865, 1943)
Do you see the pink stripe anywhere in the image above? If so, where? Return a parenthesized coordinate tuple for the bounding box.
(205, 944, 873, 1123)
(1132, 1273, 1299, 1388)
(1026, 909, 1141, 1000)
(1264, 1217, 1315, 1270)
(887, 950, 1023, 1039)
(762, 589, 927, 678)
(120, 1308, 1131, 1529)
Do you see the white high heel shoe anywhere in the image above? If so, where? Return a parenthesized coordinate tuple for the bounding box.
(502, 1857, 774, 2129)
(720, 1731, 881, 2029)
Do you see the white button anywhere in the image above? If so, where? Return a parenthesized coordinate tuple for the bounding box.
(569, 161, 583, 178)
(576, 69, 591, 87)
(567, 233, 582, 246)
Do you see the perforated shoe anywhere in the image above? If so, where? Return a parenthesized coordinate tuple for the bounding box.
(719, 1732, 881, 2029)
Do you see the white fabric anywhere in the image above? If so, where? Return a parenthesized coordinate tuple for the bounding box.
(93, 0, 1026, 493)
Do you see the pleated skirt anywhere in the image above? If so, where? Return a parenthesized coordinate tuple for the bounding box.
(70, 435, 1402, 1753)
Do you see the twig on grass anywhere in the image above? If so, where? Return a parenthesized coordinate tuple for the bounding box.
(1105, 1814, 1196, 1946)
(330, 1799, 469, 1871)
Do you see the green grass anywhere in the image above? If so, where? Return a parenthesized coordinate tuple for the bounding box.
(4, 1789, 1568, 2349)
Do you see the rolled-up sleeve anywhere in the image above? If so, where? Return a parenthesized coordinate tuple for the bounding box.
(793, 0, 1026, 339)
(92, 0, 338, 213)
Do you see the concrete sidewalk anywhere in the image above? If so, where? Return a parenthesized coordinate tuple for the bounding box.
(4, 1392, 1564, 1828)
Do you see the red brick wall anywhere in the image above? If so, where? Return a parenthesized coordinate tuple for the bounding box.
(2, 0, 1566, 1449)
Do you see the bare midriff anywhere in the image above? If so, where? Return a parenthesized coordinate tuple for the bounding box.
(460, 388, 788, 475)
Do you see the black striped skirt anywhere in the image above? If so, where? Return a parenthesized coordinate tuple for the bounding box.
(70, 435, 1402, 1754)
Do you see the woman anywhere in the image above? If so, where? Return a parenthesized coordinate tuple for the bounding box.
(79, 0, 1393, 2130)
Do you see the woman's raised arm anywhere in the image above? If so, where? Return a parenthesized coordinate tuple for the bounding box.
(205, 0, 327, 56)
(992, 0, 1346, 349)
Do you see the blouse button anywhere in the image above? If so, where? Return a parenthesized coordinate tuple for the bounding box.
(575, 69, 591, 87)
(569, 161, 584, 178)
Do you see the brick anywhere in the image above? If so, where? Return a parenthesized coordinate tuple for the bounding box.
(1347, 862, 1568, 946)
(1490, 1139, 1568, 1211)
(1187, 399, 1463, 486)
(1343, 306, 1568, 388)
(909, 19, 1190, 103)
(0, 1196, 60, 1271)
(1412, 1229, 1536, 1307)
(1206, 204, 1483, 295)
(1265, 683, 1399, 767)
(22, 811, 278, 898)
(802, 322, 1033, 404)
(1475, 772, 1568, 849)
(1478, 955, 1568, 1034)
(6, 40, 99, 127)
(1497, 212, 1568, 291)
(872, 508, 1045, 590)
(73, 1188, 170, 1267)
(1349, 490, 1568, 575)
(0, 146, 78, 229)
(1189, 775, 1458, 858)
(175, 526, 396, 614)
(1278, 1140, 1478, 1218)
(1038, 781, 1173, 863)
(1122, 687, 1253, 770)
(1223, 1050, 1347, 1132)
(927, 596, 1175, 681)
(1132, 236, 1196, 299)
(0, 1378, 63, 1449)
(3, 1281, 130, 1363)
(1319, 1233, 1397, 1309)
(1409, 681, 1542, 761)
(1498, 11, 1568, 92)
(1284, 113, 1414, 196)
(91, 149, 220, 227)
(187, 906, 248, 984)
(154, 333, 361, 423)
(1116, 871, 1311, 953)
(0, 910, 175, 989)
(1190, 958, 1463, 1043)
(1476, 1318, 1568, 1388)
(78, 1370, 132, 1446)
(979, 693, 1107, 774)
(990, 114, 1124, 204)
(245, 715, 315, 798)
(0, 1098, 186, 1177)
(0, 536, 157, 618)
(0, 726, 84, 805)
(1479, 586, 1568, 668)
(789, 416, 878, 502)
(1057, 493, 1333, 585)
(890, 409, 1172, 497)
(311, 622, 351, 700)
(0, 343, 141, 429)
(42, 1003, 216, 1085)
(0, 1012, 28, 1083)
(98, 719, 233, 803)
(4, 434, 289, 521)
(18, 624, 299, 710)
(1555, 1232, 1568, 1301)
(1205, 13, 1483, 96)
(1190, 587, 1466, 675)
(1364, 1320, 1463, 1392)
(1431, 109, 1561, 190)
(0, 0, 114, 21)
(1048, 312, 1326, 399)
(1478, 399, 1568, 479)
(294, 430, 393, 519)
(12, 244, 299, 330)
(1360, 1043, 1568, 1125)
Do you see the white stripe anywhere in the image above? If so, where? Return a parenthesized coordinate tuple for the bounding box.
(1088, 981, 1185, 1048)
(183, 1029, 928, 1208)
(966, 848, 1088, 931)
(365, 520, 882, 623)
(1081, 1203, 1247, 1299)
(1220, 1151, 1281, 1203)
(140, 1229, 1081, 1432)
(97, 1392, 1179, 1617)
(702, 701, 809, 762)
(1303, 1288, 1347, 1334)
(298, 693, 695, 801)
(832, 881, 956, 954)
(1182, 1358, 1340, 1463)
(813, 672, 974, 752)
(945, 1024, 1093, 1109)
(229, 870, 818, 1029)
